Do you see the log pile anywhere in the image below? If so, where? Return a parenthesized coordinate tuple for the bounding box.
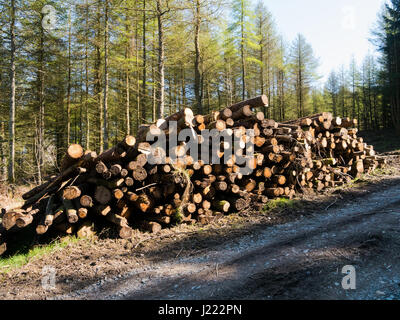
(0, 95, 386, 256)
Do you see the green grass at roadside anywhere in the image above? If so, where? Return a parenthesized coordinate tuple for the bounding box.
(0, 236, 80, 273)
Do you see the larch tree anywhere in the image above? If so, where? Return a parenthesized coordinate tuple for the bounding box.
(289, 33, 319, 118)
(326, 70, 339, 116)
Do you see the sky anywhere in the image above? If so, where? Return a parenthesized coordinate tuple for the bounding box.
(259, 0, 386, 84)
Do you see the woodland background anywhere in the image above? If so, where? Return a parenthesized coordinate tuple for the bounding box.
(0, 0, 399, 184)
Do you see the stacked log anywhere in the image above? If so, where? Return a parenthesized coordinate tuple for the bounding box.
(0, 95, 386, 255)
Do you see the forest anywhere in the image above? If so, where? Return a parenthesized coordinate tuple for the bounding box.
(0, 0, 399, 184)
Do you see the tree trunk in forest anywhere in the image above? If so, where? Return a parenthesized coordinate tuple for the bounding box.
(151, 24, 156, 123)
(181, 67, 186, 107)
(194, 0, 202, 114)
(142, 0, 147, 127)
(8, 0, 16, 183)
(95, 0, 103, 153)
(351, 69, 356, 121)
(152, 63, 156, 122)
(259, 31, 264, 96)
(266, 37, 271, 118)
(240, 0, 246, 100)
(36, 14, 45, 184)
(156, 0, 166, 119)
(85, 0, 90, 150)
(1, 122, 6, 181)
(67, 11, 72, 145)
(103, 0, 109, 151)
(136, 19, 141, 127)
(297, 38, 303, 118)
(207, 80, 211, 114)
(125, 10, 131, 135)
(126, 64, 130, 135)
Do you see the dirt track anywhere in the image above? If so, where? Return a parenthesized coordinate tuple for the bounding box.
(53, 177, 400, 300)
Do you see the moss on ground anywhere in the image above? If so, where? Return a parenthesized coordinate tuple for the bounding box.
(263, 198, 297, 212)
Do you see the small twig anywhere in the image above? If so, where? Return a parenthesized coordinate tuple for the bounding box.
(135, 183, 157, 192)
(175, 247, 183, 258)
(325, 198, 338, 211)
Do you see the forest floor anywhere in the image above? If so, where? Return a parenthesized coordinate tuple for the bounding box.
(0, 139, 399, 300)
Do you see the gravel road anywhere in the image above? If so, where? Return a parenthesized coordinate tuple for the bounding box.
(55, 180, 400, 300)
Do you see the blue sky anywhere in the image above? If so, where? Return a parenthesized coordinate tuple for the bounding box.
(258, 0, 386, 84)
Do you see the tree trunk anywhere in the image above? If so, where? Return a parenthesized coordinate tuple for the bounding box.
(8, 0, 16, 183)
(85, 0, 90, 150)
(103, 0, 109, 151)
(136, 18, 141, 126)
(125, 10, 131, 135)
(1, 121, 7, 181)
(156, 0, 165, 119)
(67, 11, 72, 145)
(95, 0, 103, 153)
(37, 13, 45, 184)
(240, 0, 246, 100)
(142, 0, 147, 127)
(194, 0, 202, 114)
(181, 66, 186, 107)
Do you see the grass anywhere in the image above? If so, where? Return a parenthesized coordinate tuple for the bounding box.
(263, 198, 296, 212)
(0, 236, 80, 273)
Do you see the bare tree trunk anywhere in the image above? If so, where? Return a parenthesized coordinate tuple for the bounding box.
(194, 0, 202, 114)
(297, 36, 303, 118)
(67, 11, 72, 145)
(125, 9, 131, 135)
(207, 79, 211, 113)
(392, 37, 400, 133)
(103, 0, 109, 150)
(351, 66, 356, 120)
(240, 0, 246, 100)
(141, 0, 147, 127)
(136, 18, 141, 125)
(281, 70, 286, 121)
(156, 0, 165, 119)
(151, 27, 156, 122)
(37, 15, 45, 184)
(259, 33, 264, 96)
(85, 0, 90, 150)
(181, 66, 186, 107)
(8, 0, 16, 183)
(152, 65, 156, 121)
(79, 66, 83, 144)
(1, 122, 7, 181)
(95, 0, 103, 153)
(126, 64, 130, 135)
